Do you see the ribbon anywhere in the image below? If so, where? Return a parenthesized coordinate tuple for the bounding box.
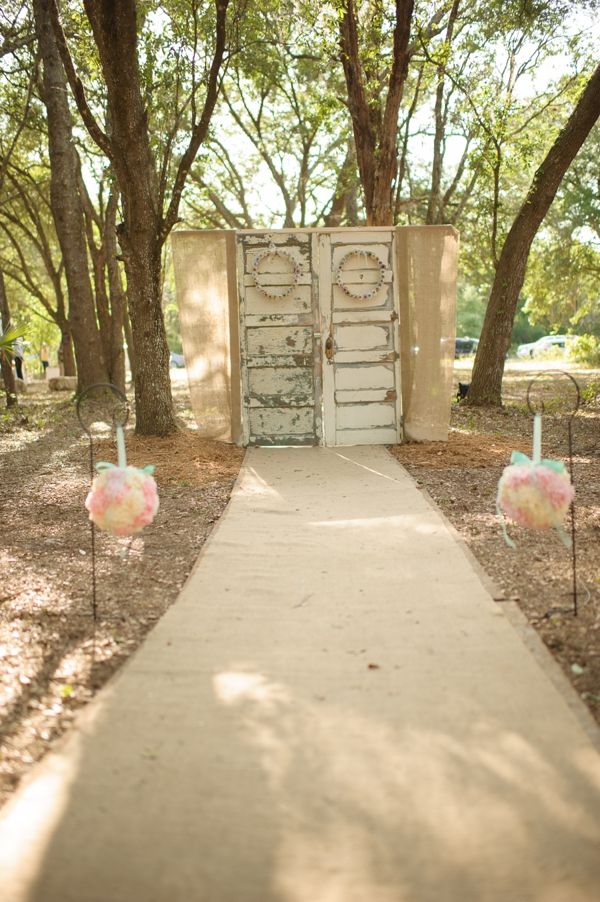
(508, 450, 567, 474)
(95, 425, 155, 474)
(95, 462, 155, 474)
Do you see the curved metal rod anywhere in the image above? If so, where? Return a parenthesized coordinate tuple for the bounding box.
(76, 383, 129, 624)
(76, 382, 129, 435)
(526, 369, 580, 616)
(526, 369, 580, 419)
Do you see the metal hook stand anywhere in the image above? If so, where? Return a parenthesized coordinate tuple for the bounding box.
(76, 383, 129, 622)
(526, 370, 580, 616)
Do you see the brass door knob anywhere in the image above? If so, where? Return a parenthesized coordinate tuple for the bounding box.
(325, 334, 335, 363)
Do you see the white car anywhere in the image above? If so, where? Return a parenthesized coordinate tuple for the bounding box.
(516, 335, 574, 359)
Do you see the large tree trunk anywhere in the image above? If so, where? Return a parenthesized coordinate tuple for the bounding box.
(468, 62, 600, 406)
(122, 296, 135, 383)
(58, 326, 76, 376)
(119, 232, 173, 433)
(48, 0, 229, 433)
(339, 0, 414, 225)
(33, 0, 108, 392)
(105, 189, 126, 392)
(82, 0, 176, 434)
(0, 270, 18, 408)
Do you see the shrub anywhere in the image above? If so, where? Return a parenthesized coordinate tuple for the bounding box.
(569, 334, 600, 367)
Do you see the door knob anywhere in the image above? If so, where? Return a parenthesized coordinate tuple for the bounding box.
(325, 334, 335, 363)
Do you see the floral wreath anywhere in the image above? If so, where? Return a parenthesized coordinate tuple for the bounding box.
(252, 249, 300, 300)
(335, 249, 386, 300)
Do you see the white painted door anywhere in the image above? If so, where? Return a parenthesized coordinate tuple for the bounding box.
(319, 231, 402, 446)
(238, 232, 322, 446)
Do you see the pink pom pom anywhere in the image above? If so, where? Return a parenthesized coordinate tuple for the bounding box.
(85, 467, 159, 537)
(497, 464, 573, 530)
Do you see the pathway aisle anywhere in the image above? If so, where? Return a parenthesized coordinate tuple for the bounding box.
(1, 447, 599, 902)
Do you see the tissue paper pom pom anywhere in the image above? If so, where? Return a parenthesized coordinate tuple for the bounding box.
(498, 464, 573, 530)
(85, 466, 159, 537)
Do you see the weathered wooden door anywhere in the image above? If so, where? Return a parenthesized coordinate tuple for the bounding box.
(319, 231, 402, 446)
(238, 232, 322, 445)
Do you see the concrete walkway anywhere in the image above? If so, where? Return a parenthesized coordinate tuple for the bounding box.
(1, 446, 599, 902)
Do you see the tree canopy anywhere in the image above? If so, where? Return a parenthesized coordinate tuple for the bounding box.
(0, 0, 598, 423)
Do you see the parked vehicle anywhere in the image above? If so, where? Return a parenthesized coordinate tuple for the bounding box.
(516, 335, 574, 359)
(169, 351, 185, 368)
(455, 337, 479, 358)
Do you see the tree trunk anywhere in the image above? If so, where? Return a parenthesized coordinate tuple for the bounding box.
(0, 270, 18, 408)
(426, 0, 460, 225)
(33, 0, 108, 393)
(468, 61, 600, 406)
(48, 0, 229, 433)
(323, 142, 357, 227)
(105, 189, 126, 391)
(339, 0, 414, 226)
(58, 326, 76, 376)
(122, 297, 135, 383)
(118, 233, 173, 433)
(82, 0, 176, 433)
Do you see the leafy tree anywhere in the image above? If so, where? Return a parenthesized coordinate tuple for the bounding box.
(468, 60, 600, 406)
(186, 2, 355, 229)
(48, 0, 233, 435)
(33, 0, 109, 390)
(523, 125, 600, 335)
(337, 0, 416, 225)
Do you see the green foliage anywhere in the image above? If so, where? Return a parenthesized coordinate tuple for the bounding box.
(569, 334, 600, 367)
(580, 378, 600, 405)
(456, 284, 486, 337)
(510, 295, 547, 346)
(2, 0, 600, 377)
(0, 323, 25, 358)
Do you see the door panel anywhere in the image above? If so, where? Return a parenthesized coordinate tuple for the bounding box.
(320, 233, 402, 446)
(247, 367, 313, 407)
(239, 233, 320, 446)
(335, 324, 392, 351)
(239, 229, 401, 447)
(337, 402, 396, 429)
(335, 364, 394, 391)
(335, 388, 397, 403)
(246, 325, 313, 357)
(249, 406, 315, 437)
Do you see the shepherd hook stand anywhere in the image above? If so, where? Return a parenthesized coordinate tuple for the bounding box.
(76, 383, 130, 622)
(526, 370, 580, 616)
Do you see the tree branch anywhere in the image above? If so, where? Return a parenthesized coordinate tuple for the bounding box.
(46, 0, 112, 160)
(161, 0, 230, 241)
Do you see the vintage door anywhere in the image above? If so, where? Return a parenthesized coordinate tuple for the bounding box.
(319, 230, 402, 446)
(238, 232, 322, 445)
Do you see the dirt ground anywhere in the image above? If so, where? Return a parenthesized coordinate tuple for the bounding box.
(0, 376, 243, 809)
(1, 364, 599, 810)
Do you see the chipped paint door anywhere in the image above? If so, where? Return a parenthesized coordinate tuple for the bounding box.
(319, 231, 402, 446)
(238, 232, 322, 445)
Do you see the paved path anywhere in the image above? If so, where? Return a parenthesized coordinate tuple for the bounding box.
(1, 446, 599, 902)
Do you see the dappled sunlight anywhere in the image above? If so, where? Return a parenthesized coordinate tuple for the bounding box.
(238, 465, 284, 500)
(0, 728, 83, 893)
(212, 667, 600, 902)
(187, 357, 211, 382)
(334, 451, 405, 484)
(308, 514, 444, 536)
(213, 670, 290, 709)
(574, 748, 600, 795)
